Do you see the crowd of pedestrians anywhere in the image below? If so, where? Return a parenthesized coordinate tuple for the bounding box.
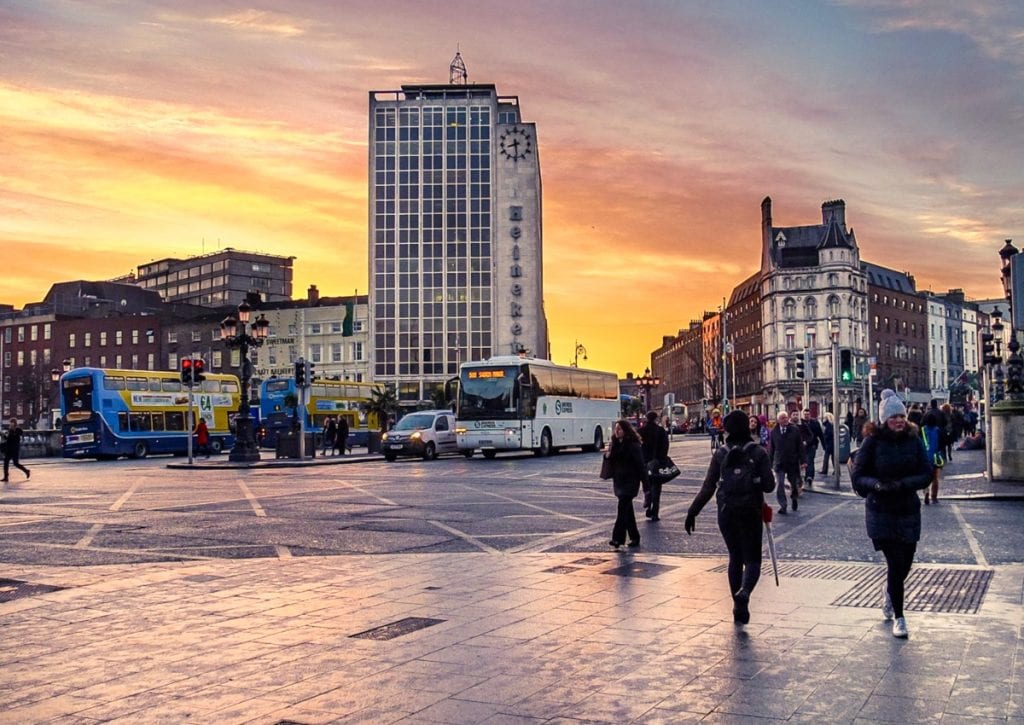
(602, 391, 952, 637)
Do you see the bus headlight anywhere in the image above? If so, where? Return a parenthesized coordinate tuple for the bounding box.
(456, 427, 467, 435)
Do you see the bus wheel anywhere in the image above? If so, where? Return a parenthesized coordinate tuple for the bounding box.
(535, 429, 553, 457)
(423, 442, 437, 460)
(132, 441, 149, 459)
(462, 450, 474, 458)
(482, 450, 497, 459)
(210, 439, 223, 454)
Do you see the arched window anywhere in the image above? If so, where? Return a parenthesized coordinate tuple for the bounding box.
(783, 298, 796, 320)
(827, 273, 838, 287)
(828, 295, 841, 317)
(804, 297, 817, 320)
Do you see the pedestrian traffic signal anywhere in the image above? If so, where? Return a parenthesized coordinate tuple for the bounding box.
(180, 358, 194, 385)
(839, 348, 854, 382)
(294, 358, 305, 387)
(193, 358, 206, 384)
(795, 351, 806, 380)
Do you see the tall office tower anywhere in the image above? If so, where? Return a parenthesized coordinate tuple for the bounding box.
(369, 61, 548, 405)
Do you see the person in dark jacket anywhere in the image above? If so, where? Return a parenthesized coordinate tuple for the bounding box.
(321, 417, 337, 455)
(2, 418, 30, 482)
(852, 407, 868, 444)
(639, 411, 670, 520)
(604, 419, 649, 549)
(799, 409, 825, 488)
(685, 410, 775, 624)
(768, 411, 804, 514)
(335, 415, 350, 455)
(852, 389, 932, 639)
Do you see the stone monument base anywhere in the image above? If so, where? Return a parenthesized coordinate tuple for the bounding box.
(991, 400, 1024, 482)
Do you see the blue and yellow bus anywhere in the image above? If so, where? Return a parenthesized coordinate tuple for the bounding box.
(59, 367, 240, 459)
(259, 377, 381, 448)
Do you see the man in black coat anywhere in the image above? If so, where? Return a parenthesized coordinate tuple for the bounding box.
(768, 411, 804, 514)
(799, 409, 826, 488)
(639, 411, 670, 520)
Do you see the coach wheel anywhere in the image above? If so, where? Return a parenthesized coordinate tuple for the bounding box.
(482, 450, 497, 459)
(462, 450, 474, 458)
(535, 429, 553, 457)
(132, 441, 149, 459)
(210, 439, 223, 454)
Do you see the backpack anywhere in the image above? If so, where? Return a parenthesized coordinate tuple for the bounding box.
(715, 441, 763, 510)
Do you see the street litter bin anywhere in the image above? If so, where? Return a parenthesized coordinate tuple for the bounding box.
(838, 423, 852, 464)
(367, 430, 383, 454)
(275, 432, 317, 459)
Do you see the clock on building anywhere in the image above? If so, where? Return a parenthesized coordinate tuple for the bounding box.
(499, 127, 532, 161)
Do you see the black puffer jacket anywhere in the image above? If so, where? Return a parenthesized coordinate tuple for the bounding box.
(607, 439, 648, 499)
(851, 423, 932, 544)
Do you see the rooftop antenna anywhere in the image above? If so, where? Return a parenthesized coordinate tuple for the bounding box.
(449, 46, 467, 85)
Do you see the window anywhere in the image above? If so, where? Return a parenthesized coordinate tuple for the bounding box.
(132, 330, 139, 344)
(783, 298, 796, 320)
(167, 331, 178, 343)
(310, 344, 322, 363)
(30, 325, 38, 341)
(84, 332, 92, 347)
(352, 341, 365, 361)
(17, 326, 24, 342)
(331, 343, 343, 363)
(44, 323, 51, 340)
(69, 333, 76, 348)
(828, 295, 840, 316)
(192, 331, 202, 342)
(310, 323, 322, 334)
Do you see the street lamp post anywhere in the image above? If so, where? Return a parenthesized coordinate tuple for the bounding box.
(573, 341, 587, 368)
(830, 319, 841, 490)
(220, 301, 271, 463)
(999, 239, 1022, 399)
(49, 359, 72, 429)
(634, 367, 661, 413)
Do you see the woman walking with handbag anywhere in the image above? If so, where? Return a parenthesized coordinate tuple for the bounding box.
(851, 390, 932, 638)
(603, 419, 648, 549)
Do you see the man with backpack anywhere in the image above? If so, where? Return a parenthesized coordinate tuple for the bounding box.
(685, 410, 775, 624)
(769, 410, 805, 514)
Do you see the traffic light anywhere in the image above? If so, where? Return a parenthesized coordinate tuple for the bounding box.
(795, 351, 806, 380)
(294, 358, 305, 387)
(180, 358, 194, 385)
(839, 348, 854, 382)
(193, 358, 206, 384)
(981, 332, 997, 366)
(305, 359, 315, 386)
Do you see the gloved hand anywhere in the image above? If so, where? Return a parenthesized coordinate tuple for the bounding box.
(684, 513, 696, 535)
(875, 479, 899, 493)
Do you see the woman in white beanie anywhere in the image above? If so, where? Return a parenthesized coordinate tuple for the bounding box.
(851, 390, 932, 638)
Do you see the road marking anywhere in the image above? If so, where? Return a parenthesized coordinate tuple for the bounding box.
(773, 500, 851, 543)
(237, 480, 266, 517)
(945, 473, 984, 480)
(110, 481, 142, 511)
(451, 481, 595, 525)
(334, 480, 398, 506)
(75, 523, 104, 548)
(275, 545, 292, 558)
(951, 503, 988, 567)
(427, 520, 499, 554)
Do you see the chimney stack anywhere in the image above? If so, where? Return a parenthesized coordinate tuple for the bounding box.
(821, 199, 846, 229)
(308, 284, 319, 305)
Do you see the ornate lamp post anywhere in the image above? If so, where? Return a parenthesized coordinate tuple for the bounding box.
(220, 301, 271, 462)
(573, 341, 587, 368)
(634, 367, 661, 413)
(999, 239, 1022, 399)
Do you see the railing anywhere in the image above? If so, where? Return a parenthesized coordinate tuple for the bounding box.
(16, 430, 63, 458)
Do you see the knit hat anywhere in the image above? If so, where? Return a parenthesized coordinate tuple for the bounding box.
(878, 389, 907, 422)
(723, 410, 752, 443)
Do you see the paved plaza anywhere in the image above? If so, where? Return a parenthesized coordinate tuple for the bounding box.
(2, 441, 1022, 723)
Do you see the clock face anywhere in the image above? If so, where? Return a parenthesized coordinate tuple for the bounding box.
(499, 127, 532, 161)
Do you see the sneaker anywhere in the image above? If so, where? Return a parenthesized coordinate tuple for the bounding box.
(733, 588, 750, 624)
(881, 585, 894, 620)
(608, 540, 622, 549)
(778, 507, 788, 515)
(892, 617, 908, 638)
(627, 539, 640, 548)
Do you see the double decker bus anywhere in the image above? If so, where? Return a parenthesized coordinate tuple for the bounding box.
(455, 356, 619, 458)
(259, 377, 381, 448)
(59, 367, 240, 459)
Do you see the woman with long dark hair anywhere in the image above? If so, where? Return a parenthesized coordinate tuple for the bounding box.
(852, 390, 932, 638)
(604, 419, 649, 549)
(685, 410, 775, 624)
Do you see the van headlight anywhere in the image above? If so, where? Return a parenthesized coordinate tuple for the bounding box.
(411, 431, 422, 440)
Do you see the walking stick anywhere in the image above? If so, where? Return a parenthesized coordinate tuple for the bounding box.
(763, 502, 780, 586)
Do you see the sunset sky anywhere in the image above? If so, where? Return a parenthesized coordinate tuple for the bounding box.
(2, 1, 1021, 375)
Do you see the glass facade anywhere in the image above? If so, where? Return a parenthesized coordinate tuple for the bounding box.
(372, 97, 496, 386)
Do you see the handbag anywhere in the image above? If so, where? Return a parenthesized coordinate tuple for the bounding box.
(599, 455, 613, 480)
(649, 457, 681, 485)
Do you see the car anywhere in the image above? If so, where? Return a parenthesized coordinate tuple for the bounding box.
(381, 410, 458, 461)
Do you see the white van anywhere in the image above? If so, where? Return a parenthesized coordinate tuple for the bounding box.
(381, 410, 458, 461)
